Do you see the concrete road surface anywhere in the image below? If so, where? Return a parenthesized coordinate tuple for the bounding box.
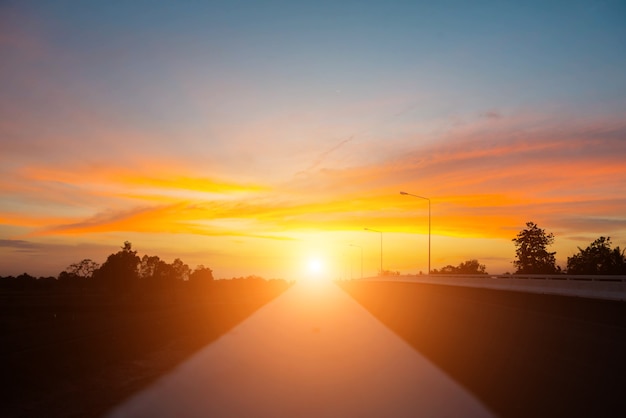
(107, 280, 493, 417)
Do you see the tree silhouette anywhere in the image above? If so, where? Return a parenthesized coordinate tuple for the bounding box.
(141, 257, 191, 292)
(139, 255, 161, 280)
(567, 237, 626, 275)
(432, 259, 488, 274)
(57, 259, 99, 291)
(171, 258, 190, 281)
(65, 259, 100, 279)
(93, 241, 140, 293)
(512, 222, 558, 274)
(153, 260, 176, 290)
(190, 264, 214, 286)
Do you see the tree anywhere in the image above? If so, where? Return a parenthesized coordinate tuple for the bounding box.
(152, 259, 176, 290)
(58, 259, 99, 291)
(567, 237, 626, 275)
(431, 259, 487, 274)
(65, 259, 100, 279)
(171, 258, 191, 281)
(138, 255, 191, 292)
(431, 265, 457, 274)
(456, 259, 488, 274)
(93, 241, 140, 293)
(190, 264, 214, 284)
(512, 222, 558, 274)
(139, 255, 161, 279)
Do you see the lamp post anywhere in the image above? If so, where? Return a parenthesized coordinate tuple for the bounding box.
(349, 244, 363, 279)
(400, 191, 431, 275)
(364, 227, 383, 275)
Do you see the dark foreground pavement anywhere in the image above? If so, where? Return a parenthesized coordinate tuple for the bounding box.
(340, 281, 626, 418)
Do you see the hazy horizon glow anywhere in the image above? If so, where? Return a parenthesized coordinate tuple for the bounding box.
(2, 1, 626, 278)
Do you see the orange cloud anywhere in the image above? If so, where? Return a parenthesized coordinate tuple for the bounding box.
(22, 121, 625, 243)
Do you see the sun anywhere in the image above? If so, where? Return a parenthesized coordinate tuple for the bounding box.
(304, 256, 328, 280)
(307, 258, 324, 275)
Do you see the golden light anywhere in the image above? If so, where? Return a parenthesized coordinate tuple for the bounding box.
(305, 256, 327, 280)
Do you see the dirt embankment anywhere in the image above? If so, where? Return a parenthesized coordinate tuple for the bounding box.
(339, 281, 626, 418)
(1, 280, 290, 418)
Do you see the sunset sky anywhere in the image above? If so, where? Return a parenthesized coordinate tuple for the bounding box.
(1, 0, 625, 278)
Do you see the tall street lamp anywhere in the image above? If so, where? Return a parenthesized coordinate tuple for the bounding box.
(364, 227, 383, 275)
(400, 191, 431, 275)
(349, 244, 363, 279)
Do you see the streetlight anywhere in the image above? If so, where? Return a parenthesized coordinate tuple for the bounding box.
(364, 227, 383, 275)
(400, 191, 431, 275)
(349, 244, 363, 279)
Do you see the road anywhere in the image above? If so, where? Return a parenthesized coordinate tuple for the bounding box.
(107, 279, 493, 417)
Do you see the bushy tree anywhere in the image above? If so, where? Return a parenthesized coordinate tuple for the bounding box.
(171, 258, 190, 281)
(190, 264, 214, 283)
(58, 259, 99, 290)
(65, 259, 100, 279)
(152, 260, 176, 290)
(432, 259, 487, 274)
(567, 237, 626, 275)
(457, 259, 487, 274)
(139, 255, 190, 291)
(432, 265, 455, 274)
(93, 241, 140, 293)
(512, 222, 558, 274)
(139, 255, 161, 279)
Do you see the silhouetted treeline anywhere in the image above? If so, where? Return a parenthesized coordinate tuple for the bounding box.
(512, 222, 626, 275)
(1, 260, 290, 418)
(377, 269, 401, 277)
(567, 236, 626, 274)
(431, 259, 488, 275)
(431, 228, 626, 275)
(0, 273, 58, 291)
(0, 241, 288, 294)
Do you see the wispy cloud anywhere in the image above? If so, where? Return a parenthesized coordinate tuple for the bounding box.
(275, 114, 626, 238)
(480, 110, 503, 120)
(5, 111, 625, 246)
(0, 239, 41, 252)
(299, 136, 354, 174)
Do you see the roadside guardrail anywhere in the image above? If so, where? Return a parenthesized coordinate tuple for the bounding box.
(357, 274, 626, 301)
